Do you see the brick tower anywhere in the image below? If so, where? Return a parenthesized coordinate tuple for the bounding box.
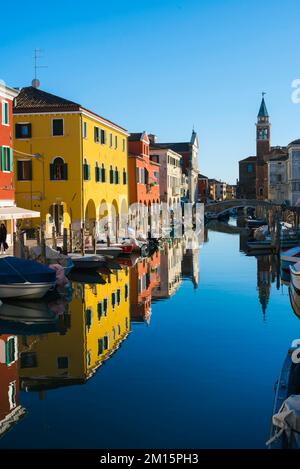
(256, 94, 271, 199)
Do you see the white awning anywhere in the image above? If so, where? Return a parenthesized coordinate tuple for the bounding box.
(0, 206, 40, 221)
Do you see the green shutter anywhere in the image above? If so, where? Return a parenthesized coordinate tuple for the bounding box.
(87, 165, 91, 180)
(9, 148, 13, 172)
(1, 147, 4, 171)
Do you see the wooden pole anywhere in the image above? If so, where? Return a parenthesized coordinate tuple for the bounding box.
(52, 226, 57, 250)
(80, 226, 84, 255)
(63, 228, 68, 255)
(92, 222, 96, 254)
(69, 224, 73, 253)
(41, 229, 46, 264)
(36, 227, 41, 246)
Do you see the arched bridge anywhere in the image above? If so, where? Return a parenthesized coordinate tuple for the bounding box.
(205, 199, 272, 216)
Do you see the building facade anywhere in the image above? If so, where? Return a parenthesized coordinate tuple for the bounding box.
(198, 174, 209, 202)
(267, 155, 289, 203)
(0, 83, 39, 244)
(13, 86, 128, 241)
(237, 157, 257, 199)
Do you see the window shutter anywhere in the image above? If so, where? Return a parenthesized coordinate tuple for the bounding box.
(9, 148, 13, 172)
(63, 163, 68, 180)
(136, 167, 139, 183)
(87, 165, 91, 180)
(102, 167, 106, 182)
(29, 161, 32, 180)
(50, 163, 54, 180)
(17, 161, 22, 180)
(123, 171, 127, 184)
(1, 147, 4, 171)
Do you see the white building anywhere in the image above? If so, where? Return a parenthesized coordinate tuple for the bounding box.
(215, 181, 227, 201)
(287, 139, 300, 206)
(267, 155, 289, 204)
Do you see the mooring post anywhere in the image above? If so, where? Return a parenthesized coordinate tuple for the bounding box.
(69, 224, 73, 253)
(41, 229, 46, 264)
(63, 228, 68, 255)
(92, 221, 96, 254)
(52, 226, 57, 250)
(80, 225, 85, 256)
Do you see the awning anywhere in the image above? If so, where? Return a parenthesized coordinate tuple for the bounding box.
(0, 206, 40, 221)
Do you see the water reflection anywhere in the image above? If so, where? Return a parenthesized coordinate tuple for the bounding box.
(0, 235, 201, 443)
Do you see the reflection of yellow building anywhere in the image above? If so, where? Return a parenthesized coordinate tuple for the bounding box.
(18, 270, 130, 390)
(13, 86, 129, 239)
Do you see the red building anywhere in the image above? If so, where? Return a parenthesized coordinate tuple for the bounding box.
(0, 335, 26, 436)
(128, 132, 160, 234)
(0, 83, 38, 245)
(198, 174, 209, 202)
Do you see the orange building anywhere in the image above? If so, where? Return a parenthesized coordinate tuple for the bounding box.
(130, 251, 161, 324)
(128, 131, 160, 209)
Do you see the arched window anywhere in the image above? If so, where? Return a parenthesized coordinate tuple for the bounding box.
(95, 161, 100, 182)
(259, 187, 263, 197)
(83, 158, 90, 181)
(123, 168, 127, 184)
(50, 157, 68, 180)
(115, 166, 119, 184)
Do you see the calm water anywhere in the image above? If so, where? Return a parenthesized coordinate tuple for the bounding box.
(0, 218, 298, 449)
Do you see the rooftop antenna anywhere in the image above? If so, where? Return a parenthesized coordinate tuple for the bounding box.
(32, 48, 47, 88)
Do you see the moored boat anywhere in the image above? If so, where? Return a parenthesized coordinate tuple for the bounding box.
(246, 217, 267, 229)
(290, 261, 300, 292)
(281, 246, 300, 271)
(69, 253, 107, 270)
(0, 257, 56, 299)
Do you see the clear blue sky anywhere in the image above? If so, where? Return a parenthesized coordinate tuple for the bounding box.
(1, 0, 300, 184)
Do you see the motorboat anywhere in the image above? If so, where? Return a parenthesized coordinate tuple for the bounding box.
(0, 257, 56, 299)
(29, 245, 74, 275)
(0, 299, 58, 325)
(246, 217, 267, 229)
(69, 253, 107, 270)
(289, 283, 300, 319)
(281, 247, 300, 271)
(267, 339, 300, 449)
(95, 245, 123, 257)
(290, 261, 300, 292)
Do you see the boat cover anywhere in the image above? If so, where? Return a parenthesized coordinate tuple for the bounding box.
(267, 395, 300, 447)
(0, 257, 56, 284)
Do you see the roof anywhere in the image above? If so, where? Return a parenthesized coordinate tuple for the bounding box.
(289, 138, 300, 146)
(14, 87, 127, 132)
(239, 156, 257, 163)
(258, 96, 269, 118)
(150, 142, 190, 153)
(128, 132, 143, 142)
(199, 174, 208, 179)
(268, 155, 288, 162)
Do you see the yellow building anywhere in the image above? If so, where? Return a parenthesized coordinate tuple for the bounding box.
(18, 269, 130, 390)
(13, 86, 129, 240)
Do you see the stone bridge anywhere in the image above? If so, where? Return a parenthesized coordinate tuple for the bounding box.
(204, 199, 272, 216)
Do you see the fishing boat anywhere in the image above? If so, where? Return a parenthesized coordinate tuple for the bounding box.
(267, 339, 300, 449)
(0, 257, 56, 299)
(290, 261, 300, 292)
(281, 247, 300, 271)
(69, 253, 107, 270)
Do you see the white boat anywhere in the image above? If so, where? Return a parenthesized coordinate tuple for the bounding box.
(0, 299, 58, 324)
(96, 245, 123, 257)
(290, 261, 300, 292)
(0, 282, 54, 299)
(281, 247, 300, 271)
(69, 253, 107, 269)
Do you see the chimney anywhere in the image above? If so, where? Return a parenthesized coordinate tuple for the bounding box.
(148, 134, 157, 145)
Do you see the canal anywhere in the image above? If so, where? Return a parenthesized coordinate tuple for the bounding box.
(0, 218, 298, 448)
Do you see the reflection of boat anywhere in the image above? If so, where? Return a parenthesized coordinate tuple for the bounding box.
(246, 217, 267, 228)
(0, 257, 56, 299)
(96, 246, 122, 258)
(268, 340, 300, 449)
(68, 270, 106, 284)
(69, 254, 107, 270)
(248, 239, 300, 253)
(290, 261, 300, 292)
(289, 284, 300, 319)
(281, 247, 300, 271)
(0, 299, 58, 324)
(281, 268, 290, 285)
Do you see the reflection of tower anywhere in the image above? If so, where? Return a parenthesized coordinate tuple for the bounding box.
(0, 335, 26, 436)
(181, 237, 200, 288)
(257, 255, 272, 318)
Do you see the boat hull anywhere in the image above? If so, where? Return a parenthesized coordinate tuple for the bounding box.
(290, 265, 300, 292)
(0, 282, 54, 299)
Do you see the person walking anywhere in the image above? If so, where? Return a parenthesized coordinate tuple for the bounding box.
(0, 223, 7, 254)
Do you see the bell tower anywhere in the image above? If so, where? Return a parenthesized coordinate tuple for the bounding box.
(256, 93, 271, 199)
(256, 93, 270, 159)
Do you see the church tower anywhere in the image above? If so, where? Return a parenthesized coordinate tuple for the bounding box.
(256, 94, 271, 199)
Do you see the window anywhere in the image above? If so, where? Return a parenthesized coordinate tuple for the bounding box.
(20, 352, 37, 368)
(112, 292, 116, 309)
(122, 138, 126, 152)
(115, 135, 118, 149)
(98, 338, 104, 355)
(16, 123, 31, 139)
(83, 158, 91, 180)
(103, 298, 108, 314)
(101, 163, 106, 182)
(125, 284, 129, 300)
(52, 118, 64, 136)
(83, 121, 87, 139)
(57, 357, 69, 369)
(17, 160, 32, 180)
(101, 129, 106, 145)
(110, 133, 113, 147)
(97, 302, 103, 320)
(115, 167, 119, 184)
(117, 324, 121, 336)
(117, 289, 121, 304)
(95, 162, 101, 182)
(85, 308, 92, 330)
(277, 174, 282, 183)
(2, 101, 9, 125)
(123, 169, 127, 184)
(247, 164, 253, 173)
(50, 157, 68, 180)
(94, 127, 100, 143)
(1, 147, 12, 171)
(110, 165, 114, 184)
(6, 337, 17, 365)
